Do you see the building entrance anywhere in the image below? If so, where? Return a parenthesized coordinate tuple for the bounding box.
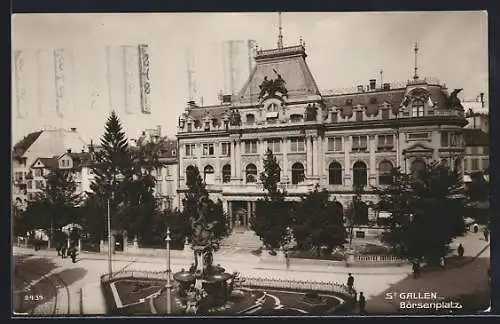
(229, 200, 255, 232)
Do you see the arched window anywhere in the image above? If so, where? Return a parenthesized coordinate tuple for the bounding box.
(353, 161, 367, 186)
(411, 99, 425, 117)
(222, 164, 231, 183)
(411, 159, 427, 179)
(203, 165, 215, 185)
(291, 162, 305, 184)
(378, 161, 394, 185)
(185, 165, 196, 185)
(246, 164, 258, 183)
(328, 162, 342, 185)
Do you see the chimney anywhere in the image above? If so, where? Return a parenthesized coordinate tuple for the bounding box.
(480, 92, 484, 108)
(357, 85, 365, 92)
(383, 83, 391, 90)
(67, 149, 72, 153)
(70, 127, 77, 132)
(369, 79, 376, 90)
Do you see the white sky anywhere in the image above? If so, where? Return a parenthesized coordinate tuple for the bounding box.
(11, 11, 488, 145)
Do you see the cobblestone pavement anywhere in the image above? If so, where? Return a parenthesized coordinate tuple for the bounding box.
(12, 231, 489, 315)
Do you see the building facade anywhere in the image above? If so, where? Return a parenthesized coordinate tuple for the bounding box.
(12, 128, 88, 209)
(176, 42, 467, 234)
(131, 127, 179, 211)
(462, 95, 489, 177)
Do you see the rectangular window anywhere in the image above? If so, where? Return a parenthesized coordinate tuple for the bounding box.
(185, 144, 196, 157)
(187, 123, 192, 132)
(244, 140, 258, 154)
(351, 136, 368, 151)
(290, 138, 305, 152)
(471, 158, 479, 171)
(381, 109, 390, 120)
(408, 133, 429, 140)
(35, 180, 43, 189)
(202, 143, 214, 156)
(27, 181, 32, 189)
(221, 143, 231, 156)
(34, 169, 42, 177)
(327, 137, 342, 152)
(155, 182, 163, 195)
(441, 132, 449, 147)
(355, 110, 363, 122)
(378, 135, 394, 150)
(267, 139, 281, 153)
(450, 133, 460, 147)
(482, 158, 489, 170)
(331, 112, 338, 123)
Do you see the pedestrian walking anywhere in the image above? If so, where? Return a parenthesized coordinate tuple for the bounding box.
(69, 245, 78, 263)
(483, 228, 489, 242)
(347, 273, 354, 293)
(285, 251, 290, 269)
(412, 260, 420, 279)
(457, 244, 464, 258)
(358, 292, 366, 315)
(61, 245, 67, 259)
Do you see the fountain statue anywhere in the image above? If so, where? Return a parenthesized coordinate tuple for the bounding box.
(173, 196, 235, 314)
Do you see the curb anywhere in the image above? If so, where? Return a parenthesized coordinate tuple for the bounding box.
(422, 243, 490, 273)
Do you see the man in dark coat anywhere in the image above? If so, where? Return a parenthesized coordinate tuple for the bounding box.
(358, 292, 366, 314)
(457, 244, 464, 258)
(347, 273, 354, 293)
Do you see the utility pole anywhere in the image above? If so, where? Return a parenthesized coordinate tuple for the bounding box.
(107, 197, 112, 277)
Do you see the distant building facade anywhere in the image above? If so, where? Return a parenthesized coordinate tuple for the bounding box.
(462, 94, 489, 177)
(177, 41, 467, 236)
(131, 127, 179, 211)
(12, 128, 88, 208)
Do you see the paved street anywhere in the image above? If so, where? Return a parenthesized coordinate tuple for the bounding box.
(12, 230, 489, 315)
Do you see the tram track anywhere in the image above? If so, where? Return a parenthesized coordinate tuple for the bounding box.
(13, 264, 71, 315)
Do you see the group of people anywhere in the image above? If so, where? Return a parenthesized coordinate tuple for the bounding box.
(56, 241, 79, 263)
(347, 273, 366, 315)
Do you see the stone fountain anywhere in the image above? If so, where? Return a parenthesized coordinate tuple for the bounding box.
(173, 197, 236, 314)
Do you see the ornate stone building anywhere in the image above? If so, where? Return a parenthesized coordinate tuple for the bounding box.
(176, 41, 467, 235)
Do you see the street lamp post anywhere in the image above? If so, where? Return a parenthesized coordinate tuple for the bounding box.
(107, 196, 112, 278)
(165, 227, 172, 314)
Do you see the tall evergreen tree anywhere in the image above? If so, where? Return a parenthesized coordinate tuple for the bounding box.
(250, 149, 292, 251)
(375, 162, 467, 265)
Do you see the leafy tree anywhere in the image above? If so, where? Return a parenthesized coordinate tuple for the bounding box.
(293, 185, 347, 255)
(250, 149, 292, 251)
(466, 171, 489, 202)
(375, 162, 467, 265)
(165, 208, 190, 249)
(19, 169, 82, 241)
(182, 166, 229, 251)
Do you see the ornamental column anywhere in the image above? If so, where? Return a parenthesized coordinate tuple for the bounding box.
(231, 140, 237, 178)
(235, 141, 241, 180)
(306, 136, 313, 177)
(282, 137, 288, 182)
(344, 136, 351, 187)
(312, 135, 318, 177)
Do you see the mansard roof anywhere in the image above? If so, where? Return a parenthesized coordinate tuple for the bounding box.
(237, 45, 320, 103)
(323, 83, 455, 116)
